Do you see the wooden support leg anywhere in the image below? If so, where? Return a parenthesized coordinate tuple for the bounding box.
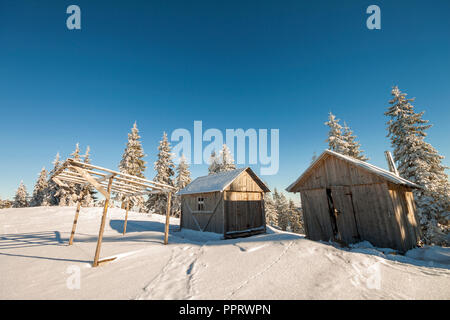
(164, 192, 172, 245)
(69, 201, 82, 245)
(93, 177, 113, 267)
(123, 198, 129, 235)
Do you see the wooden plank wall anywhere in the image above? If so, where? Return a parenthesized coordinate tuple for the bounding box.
(225, 170, 264, 193)
(330, 186, 360, 243)
(181, 192, 224, 234)
(387, 183, 421, 251)
(300, 189, 334, 241)
(350, 182, 404, 250)
(224, 191, 263, 233)
(294, 155, 386, 191)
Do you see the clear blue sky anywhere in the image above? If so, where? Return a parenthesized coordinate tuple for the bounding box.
(1, 0, 449, 202)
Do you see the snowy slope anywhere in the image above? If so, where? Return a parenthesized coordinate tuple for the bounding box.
(0, 207, 449, 300)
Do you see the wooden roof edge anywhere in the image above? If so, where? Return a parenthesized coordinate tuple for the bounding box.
(286, 150, 421, 193)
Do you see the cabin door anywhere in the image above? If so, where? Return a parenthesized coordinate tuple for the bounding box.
(329, 186, 360, 244)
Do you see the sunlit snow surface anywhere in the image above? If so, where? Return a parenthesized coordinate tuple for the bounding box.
(0, 206, 449, 299)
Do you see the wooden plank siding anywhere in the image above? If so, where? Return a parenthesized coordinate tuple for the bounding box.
(293, 155, 420, 251)
(180, 169, 267, 237)
(180, 192, 224, 234)
(300, 189, 334, 241)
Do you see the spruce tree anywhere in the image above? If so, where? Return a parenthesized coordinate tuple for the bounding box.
(173, 154, 192, 217)
(118, 122, 147, 210)
(48, 152, 65, 206)
(67, 143, 82, 206)
(81, 146, 96, 207)
(325, 112, 349, 155)
(13, 181, 29, 208)
(342, 122, 368, 161)
(273, 188, 289, 231)
(385, 86, 450, 245)
(147, 132, 175, 215)
(30, 167, 49, 207)
(219, 144, 236, 172)
(264, 192, 278, 227)
(208, 151, 221, 175)
(287, 199, 304, 234)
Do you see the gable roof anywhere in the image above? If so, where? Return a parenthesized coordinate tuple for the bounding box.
(177, 167, 270, 195)
(286, 149, 420, 192)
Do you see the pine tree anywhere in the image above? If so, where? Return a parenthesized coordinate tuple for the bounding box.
(342, 122, 368, 161)
(219, 144, 236, 172)
(264, 192, 278, 227)
(30, 167, 49, 207)
(119, 122, 147, 178)
(147, 132, 175, 215)
(325, 112, 349, 155)
(173, 154, 192, 217)
(48, 152, 66, 206)
(273, 188, 289, 231)
(13, 181, 29, 208)
(208, 151, 221, 175)
(287, 199, 304, 234)
(81, 146, 96, 207)
(118, 122, 147, 210)
(385, 86, 450, 245)
(67, 143, 83, 206)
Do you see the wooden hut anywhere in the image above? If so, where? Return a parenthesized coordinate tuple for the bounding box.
(177, 167, 270, 238)
(286, 150, 422, 252)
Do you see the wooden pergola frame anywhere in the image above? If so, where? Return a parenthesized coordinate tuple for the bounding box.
(51, 158, 176, 267)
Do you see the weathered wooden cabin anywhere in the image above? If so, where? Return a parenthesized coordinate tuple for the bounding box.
(177, 167, 270, 238)
(286, 150, 422, 252)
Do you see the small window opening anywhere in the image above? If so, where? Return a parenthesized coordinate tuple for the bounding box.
(197, 197, 205, 211)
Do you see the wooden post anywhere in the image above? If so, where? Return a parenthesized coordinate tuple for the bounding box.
(123, 198, 129, 235)
(93, 176, 114, 267)
(69, 200, 82, 245)
(164, 192, 172, 245)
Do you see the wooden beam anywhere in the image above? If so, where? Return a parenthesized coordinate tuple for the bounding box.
(72, 166, 110, 199)
(67, 159, 176, 191)
(52, 177, 69, 188)
(123, 198, 129, 235)
(164, 192, 172, 245)
(69, 200, 82, 245)
(93, 176, 114, 267)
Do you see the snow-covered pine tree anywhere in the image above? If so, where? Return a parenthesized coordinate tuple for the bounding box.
(30, 167, 49, 207)
(287, 199, 304, 234)
(48, 152, 66, 206)
(273, 188, 289, 231)
(147, 132, 175, 215)
(208, 151, 221, 175)
(342, 122, 368, 161)
(13, 181, 29, 208)
(219, 144, 236, 172)
(172, 154, 192, 217)
(81, 146, 96, 207)
(264, 192, 278, 227)
(325, 112, 349, 155)
(118, 122, 147, 210)
(67, 143, 83, 206)
(385, 86, 450, 245)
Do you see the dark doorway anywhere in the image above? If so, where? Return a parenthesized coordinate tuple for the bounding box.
(326, 188, 339, 239)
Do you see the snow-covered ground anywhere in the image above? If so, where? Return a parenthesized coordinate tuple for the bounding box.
(0, 206, 449, 300)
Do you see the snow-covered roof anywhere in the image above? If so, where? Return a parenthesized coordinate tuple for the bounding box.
(177, 167, 270, 195)
(286, 149, 421, 192)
